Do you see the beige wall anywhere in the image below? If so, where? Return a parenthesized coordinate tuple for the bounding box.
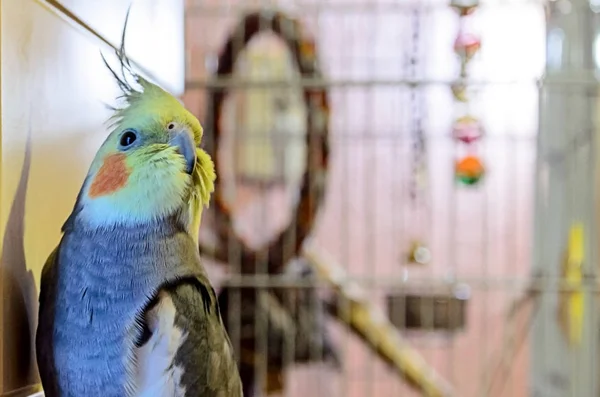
(0, 0, 184, 394)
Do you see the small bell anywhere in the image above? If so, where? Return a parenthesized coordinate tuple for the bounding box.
(406, 241, 431, 265)
(451, 81, 469, 102)
(450, 0, 480, 16)
(452, 115, 484, 144)
(455, 155, 485, 186)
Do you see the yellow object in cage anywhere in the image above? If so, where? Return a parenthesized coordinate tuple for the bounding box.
(557, 222, 585, 348)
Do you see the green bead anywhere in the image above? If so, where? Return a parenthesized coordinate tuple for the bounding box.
(456, 174, 483, 186)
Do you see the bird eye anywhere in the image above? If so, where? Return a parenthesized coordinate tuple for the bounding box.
(119, 129, 138, 149)
(167, 123, 175, 130)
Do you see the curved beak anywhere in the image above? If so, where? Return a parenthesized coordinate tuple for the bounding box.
(169, 130, 197, 175)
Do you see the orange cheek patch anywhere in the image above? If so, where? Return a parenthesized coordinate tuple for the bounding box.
(88, 153, 130, 198)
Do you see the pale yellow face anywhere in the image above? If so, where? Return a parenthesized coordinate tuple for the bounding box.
(76, 81, 213, 230)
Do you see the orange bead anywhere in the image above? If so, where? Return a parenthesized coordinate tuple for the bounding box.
(455, 156, 485, 185)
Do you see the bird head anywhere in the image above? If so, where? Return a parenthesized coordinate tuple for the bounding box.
(65, 17, 215, 240)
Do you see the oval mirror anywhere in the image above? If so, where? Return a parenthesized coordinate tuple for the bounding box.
(218, 31, 307, 250)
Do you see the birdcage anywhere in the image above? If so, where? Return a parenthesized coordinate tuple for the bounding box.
(184, 0, 598, 396)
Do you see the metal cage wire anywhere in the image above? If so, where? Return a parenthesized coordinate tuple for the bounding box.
(183, 0, 595, 396)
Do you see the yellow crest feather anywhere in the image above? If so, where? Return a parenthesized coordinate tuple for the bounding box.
(196, 148, 216, 207)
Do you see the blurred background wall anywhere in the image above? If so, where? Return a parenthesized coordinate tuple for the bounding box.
(184, 1, 544, 396)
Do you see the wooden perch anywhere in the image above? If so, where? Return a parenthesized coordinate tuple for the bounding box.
(302, 243, 456, 397)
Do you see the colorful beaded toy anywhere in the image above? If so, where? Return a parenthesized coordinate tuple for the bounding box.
(451, 0, 485, 187)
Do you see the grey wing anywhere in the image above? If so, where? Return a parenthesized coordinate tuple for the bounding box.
(135, 277, 243, 397)
(36, 247, 60, 397)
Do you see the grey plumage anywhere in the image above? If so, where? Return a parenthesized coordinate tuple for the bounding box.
(36, 213, 242, 396)
(166, 282, 242, 394)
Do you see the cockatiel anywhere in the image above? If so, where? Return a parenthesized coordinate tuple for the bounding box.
(35, 21, 242, 397)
